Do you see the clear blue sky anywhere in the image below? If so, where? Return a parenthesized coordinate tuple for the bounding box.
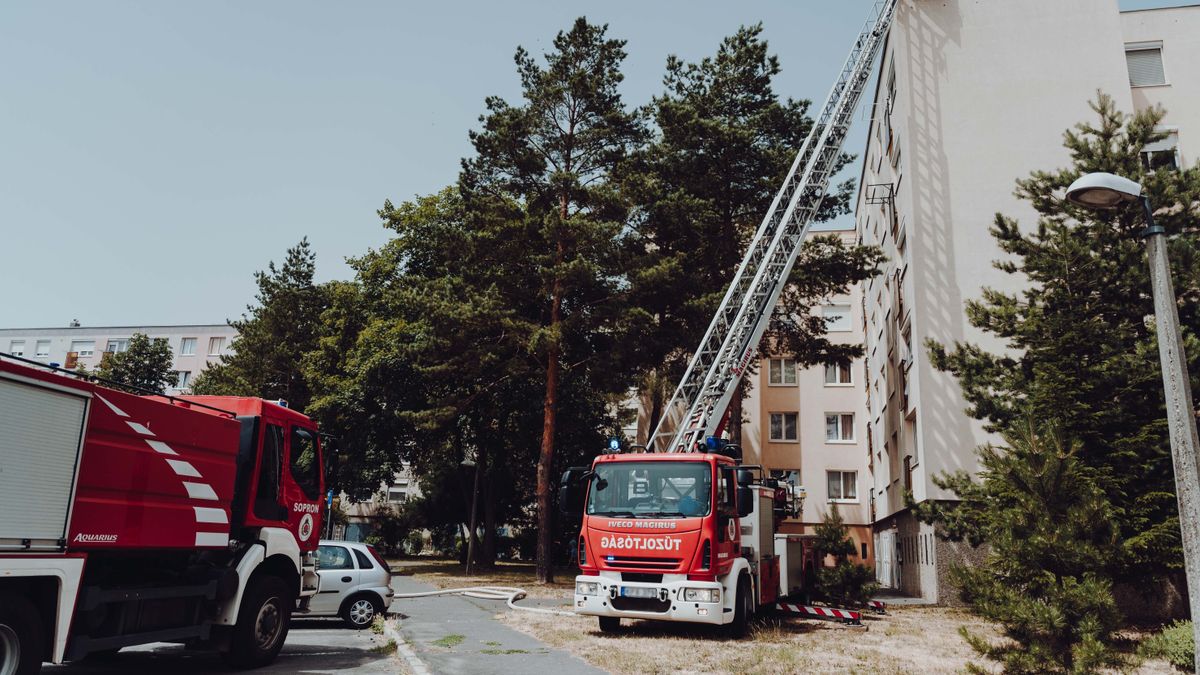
(0, 0, 1188, 328)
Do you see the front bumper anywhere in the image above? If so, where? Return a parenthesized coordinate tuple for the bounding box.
(573, 574, 725, 625)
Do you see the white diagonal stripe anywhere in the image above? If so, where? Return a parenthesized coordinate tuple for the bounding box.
(94, 394, 129, 417)
(195, 532, 229, 547)
(126, 421, 154, 436)
(145, 440, 178, 456)
(183, 482, 218, 501)
(166, 459, 201, 478)
(193, 507, 228, 524)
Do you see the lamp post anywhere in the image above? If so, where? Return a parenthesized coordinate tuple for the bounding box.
(1067, 172, 1200, 672)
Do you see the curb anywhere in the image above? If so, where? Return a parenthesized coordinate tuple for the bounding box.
(383, 617, 431, 675)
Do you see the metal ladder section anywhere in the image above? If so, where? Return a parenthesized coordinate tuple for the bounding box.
(648, 0, 898, 453)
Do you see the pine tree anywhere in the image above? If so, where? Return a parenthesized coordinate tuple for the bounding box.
(97, 332, 175, 393)
(192, 238, 329, 412)
(812, 507, 878, 608)
(929, 421, 1124, 674)
(460, 18, 644, 583)
(927, 94, 1200, 581)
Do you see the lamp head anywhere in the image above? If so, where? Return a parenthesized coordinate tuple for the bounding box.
(1065, 172, 1143, 210)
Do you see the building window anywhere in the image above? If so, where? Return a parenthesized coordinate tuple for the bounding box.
(70, 340, 94, 357)
(35, 340, 50, 358)
(9, 341, 24, 357)
(769, 412, 799, 442)
(180, 337, 197, 356)
(387, 488, 408, 503)
(176, 371, 192, 389)
(1141, 131, 1180, 171)
(825, 413, 855, 443)
(106, 339, 129, 353)
(208, 336, 225, 356)
(1126, 42, 1167, 87)
(768, 358, 797, 385)
(824, 361, 853, 385)
(823, 304, 852, 332)
(827, 470, 858, 502)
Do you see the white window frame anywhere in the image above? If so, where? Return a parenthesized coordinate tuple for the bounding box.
(824, 361, 853, 386)
(825, 412, 856, 444)
(106, 339, 130, 353)
(1125, 41, 1167, 88)
(769, 412, 799, 443)
(176, 370, 192, 389)
(34, 340, 51, 358)
(823, 304, 853, 333)
(9, 340, 24, 357)
(827, 470, 859, 503)
(70, 340, 95, 357)
(208, 336, 225, 356)
(180, 337, 197, 356)
(768, 358, 798, 386)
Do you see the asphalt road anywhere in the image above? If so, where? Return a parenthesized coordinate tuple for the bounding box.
(46, 618, 400, 674)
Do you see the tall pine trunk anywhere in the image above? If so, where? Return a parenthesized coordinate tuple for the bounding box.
(536, 219, 568, 584)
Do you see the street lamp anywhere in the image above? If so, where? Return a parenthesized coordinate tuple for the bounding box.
(1067, 172, 1200, 672)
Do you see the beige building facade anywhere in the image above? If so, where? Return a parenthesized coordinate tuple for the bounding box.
(857, 0, 1198, 602)
(0, 323, 237, 394)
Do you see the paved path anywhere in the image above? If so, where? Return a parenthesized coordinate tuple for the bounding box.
(48, 617, 400, 674)
(389, 575, 607, 675)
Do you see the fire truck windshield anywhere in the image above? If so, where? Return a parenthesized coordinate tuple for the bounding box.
(586, 461, 712, 518)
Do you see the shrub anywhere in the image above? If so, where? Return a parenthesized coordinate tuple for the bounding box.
(1140, 621, 1195, 671)
(403, 531, 425, 556)
(812, 508, 878, 607)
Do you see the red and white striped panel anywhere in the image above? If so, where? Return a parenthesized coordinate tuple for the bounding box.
(867, 600, 887, 614)
(776, 603, 862, 623)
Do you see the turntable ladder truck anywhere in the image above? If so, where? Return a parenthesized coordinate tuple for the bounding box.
(564, 0, 895, 635)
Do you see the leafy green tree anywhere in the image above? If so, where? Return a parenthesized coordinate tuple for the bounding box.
(192, 238, 328, 412)
(927, 94, 1200, 582)
(925, 421, 1124, 674)
(460, 17, 644, 583)
(625, 25, 882, 441)
(97, 333, 176, 393)
(812, 507, 878, 608)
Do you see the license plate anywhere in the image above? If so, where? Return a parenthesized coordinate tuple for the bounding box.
(620, 586, 659, 599)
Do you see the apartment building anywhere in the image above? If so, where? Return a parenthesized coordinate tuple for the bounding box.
(856, 0, 1198, 602)
(740, 225, 874, 568)
(0, 323, 236, 394)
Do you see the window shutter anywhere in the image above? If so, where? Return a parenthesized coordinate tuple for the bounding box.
(1127, 48, 1166, 87)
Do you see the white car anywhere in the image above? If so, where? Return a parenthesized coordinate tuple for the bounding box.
(308, 540, 395, 629)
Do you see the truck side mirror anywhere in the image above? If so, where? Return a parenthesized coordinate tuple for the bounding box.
(558, 467, 591, 518)
(736, 486, 754, 519)
(736, 468, 755, 486)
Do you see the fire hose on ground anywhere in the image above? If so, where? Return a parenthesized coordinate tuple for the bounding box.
(391, 585, 577, 617)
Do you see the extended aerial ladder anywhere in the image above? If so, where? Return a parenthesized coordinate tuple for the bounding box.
(648, 0, 898, 453)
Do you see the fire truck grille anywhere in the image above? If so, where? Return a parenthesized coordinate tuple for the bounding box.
(606, 556, 682, 570)
(611, 596, 671, 613)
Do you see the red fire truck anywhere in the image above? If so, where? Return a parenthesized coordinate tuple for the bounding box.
(0, 355, 325, 674)
(561, 443, 814, 638)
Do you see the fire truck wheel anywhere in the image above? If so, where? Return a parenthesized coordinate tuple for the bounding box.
(722, 575, 752, 640)
(598, 616, 621, 633)
(340, 595, 382, 630)
(222, 575, 293, 669)
(0, 593, 44, 675)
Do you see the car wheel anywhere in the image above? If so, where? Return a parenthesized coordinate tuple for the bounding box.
(0, 592, 44, 675)
(222, 575, 292, 669)
(341, 595, 381, 630)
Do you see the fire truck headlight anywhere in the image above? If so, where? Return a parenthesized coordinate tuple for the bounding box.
(576, 582, 600, 596)
(683, 588, 719, 603)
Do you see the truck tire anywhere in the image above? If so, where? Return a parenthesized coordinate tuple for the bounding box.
(339, 594, 382, 630)
(0, 593, 44, 675)
(598, 616, 621, 633)
(222, 576, 292, 669)
(722, 575, 752, 640)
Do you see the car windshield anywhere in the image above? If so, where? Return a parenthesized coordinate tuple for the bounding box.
(586, 461, 711, 518)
